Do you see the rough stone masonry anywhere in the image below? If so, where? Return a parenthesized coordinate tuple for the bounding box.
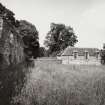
(0, 16, 24, 69)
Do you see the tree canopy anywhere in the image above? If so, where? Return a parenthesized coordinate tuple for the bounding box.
(18, 20, 39, 59)
(44, 23, 78, 56)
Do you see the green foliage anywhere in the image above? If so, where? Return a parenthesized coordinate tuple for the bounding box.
(18, 20, 39, 59)
(44, 23, 78, 56)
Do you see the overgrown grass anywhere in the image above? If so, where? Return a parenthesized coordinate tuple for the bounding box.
(13, 60, 105, 105)
(0, 61, 33, 105)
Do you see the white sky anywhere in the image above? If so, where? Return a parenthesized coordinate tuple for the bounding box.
(1, 0, 105, 48)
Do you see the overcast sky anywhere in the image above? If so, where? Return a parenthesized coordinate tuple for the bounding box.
(1, 0, 105, 48)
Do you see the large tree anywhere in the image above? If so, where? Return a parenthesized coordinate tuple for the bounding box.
(44, 23, 78, 56)
(18, 20, 39, 59)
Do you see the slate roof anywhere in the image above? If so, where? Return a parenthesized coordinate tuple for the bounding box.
(62, 46, 100, 56)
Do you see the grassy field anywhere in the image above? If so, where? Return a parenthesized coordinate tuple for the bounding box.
(13, 60, 105, 105)
(0, 61, 31, 105)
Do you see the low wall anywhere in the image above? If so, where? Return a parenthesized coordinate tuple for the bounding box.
(62, 59, 101, 65)
(58, 56, 101, 65)
(35, 57, 62, 64)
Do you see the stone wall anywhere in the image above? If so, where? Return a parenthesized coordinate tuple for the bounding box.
(59, 55, 101, 65)
(0, 17, 24, 69)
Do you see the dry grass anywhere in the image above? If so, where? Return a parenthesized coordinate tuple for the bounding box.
(13, 60, 105, 105)
(0, 61, 32, 105)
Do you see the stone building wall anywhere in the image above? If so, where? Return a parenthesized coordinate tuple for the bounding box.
(60, 55, 101, 65)
(0, 17, 24, 69)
